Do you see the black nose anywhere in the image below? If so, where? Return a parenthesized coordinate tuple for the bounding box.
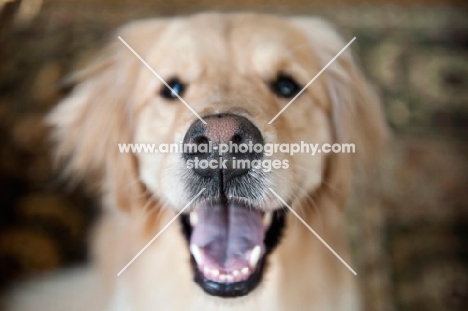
(182, 114, 263, 182)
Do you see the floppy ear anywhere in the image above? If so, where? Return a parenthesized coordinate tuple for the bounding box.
(47, 19, 167, 210)
(290, 18, 389, 202)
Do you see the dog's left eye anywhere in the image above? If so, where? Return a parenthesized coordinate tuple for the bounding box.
(271, 74, 301, 98)
(160, 78, 186, 99)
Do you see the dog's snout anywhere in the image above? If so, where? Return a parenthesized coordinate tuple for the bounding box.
(183, 114, 263, 181)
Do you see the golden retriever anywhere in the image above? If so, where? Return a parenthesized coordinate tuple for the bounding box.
(5, 13, 388, 311)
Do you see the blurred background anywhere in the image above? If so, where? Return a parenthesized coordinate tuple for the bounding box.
(0, 0, 467, 310)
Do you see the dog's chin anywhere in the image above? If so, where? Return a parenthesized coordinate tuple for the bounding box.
(180, 199, 286, 298)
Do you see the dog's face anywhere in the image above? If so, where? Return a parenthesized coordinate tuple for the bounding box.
(132, 15, 330, 296)
(134, 15, 328, 207)
(49, 13, 387, 299)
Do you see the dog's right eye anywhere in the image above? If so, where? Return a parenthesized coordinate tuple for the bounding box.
(160, 78, 186, 99)
(270, 74, 301, 98)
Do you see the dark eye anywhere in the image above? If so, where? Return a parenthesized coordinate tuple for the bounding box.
(271, 74, 301, 98)
(160, 78, 186, 99)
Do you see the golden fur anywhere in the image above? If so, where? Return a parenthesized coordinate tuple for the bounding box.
(6, 13, 388, 311)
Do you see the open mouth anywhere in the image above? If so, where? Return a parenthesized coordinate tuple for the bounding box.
(180, 199, 286, 297)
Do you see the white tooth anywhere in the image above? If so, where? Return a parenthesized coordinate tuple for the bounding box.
(249, 245, 261, 268)
(241, 267, 249, 275)
(263, 212, 272, 227)
(211, 269, 219, 277)
(226, 275, 234, 282)
(219, 274, 226, 282)
(233, 270, 240, 277)
(190, 212, 198, 226)
(203, 267, 210, 274)
(190, 245, 203, 265)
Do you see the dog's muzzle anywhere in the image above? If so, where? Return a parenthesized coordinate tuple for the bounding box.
(180, 114, 286, 297)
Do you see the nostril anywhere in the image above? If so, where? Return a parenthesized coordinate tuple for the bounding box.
(231, 134, 243, 145)
(194, 136, 209, 146)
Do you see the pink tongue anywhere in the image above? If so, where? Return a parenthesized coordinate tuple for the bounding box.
(190, 201, 264, 269)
